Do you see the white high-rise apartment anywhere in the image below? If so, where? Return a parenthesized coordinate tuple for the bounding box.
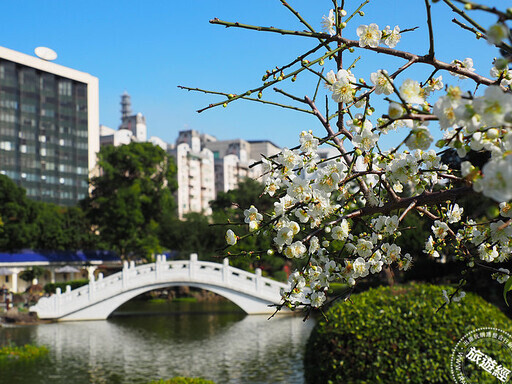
(169, 130, 215, 218)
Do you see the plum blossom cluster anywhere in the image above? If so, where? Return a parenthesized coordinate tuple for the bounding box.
(433, 85, 512, 202)
(215, 4, 512, 311)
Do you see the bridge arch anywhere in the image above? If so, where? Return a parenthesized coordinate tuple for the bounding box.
(31, 254, 289, 321)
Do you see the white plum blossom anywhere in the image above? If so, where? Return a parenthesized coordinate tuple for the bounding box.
(474, 156, 512, 202)
(310, 291, 326, 307)
(284, 241, 307, 259)
(357, 23, 382, 48)
(433, 94, 461, 130)
(286, 176, 313, 203)
(288, 271, 306, 289)
(424, 75, 444, 95)
(432, 220, 450, 239)
(370, 70, 394, 95)
(497, 268, 510, 284)
(487, 23, 509, 45)
(277, 148, 301, 170)
(473, 86, 512, 127)
(400, 253, 412, 271)
(332, 219, 351, 241)
(446, 204, 464, 224)
(355, 238, 374, 258)
(405, 125, 433, 150)
(353, 257, 370, 278)
(264, 177, 281, 197)
(330, 69, 356, 103)
(500, 202, 512, 218)
(244, 205, 263, 224)
(400, 79, 424, 105)
(450, 58, 475, 79)
(388, 102, 404, 119)
(490, 220, 512, 245)
(478, 244, 499, 262)
(382, 25, 401, 48)
(452, 291, 466, 302)
(322, 9, 336, 36)
(300, 130, 319, 154)
(274, 227, 294, 247)
(225, 229, 237, 246)
(442, 290, 450, 304)
(352, 126, 379, 151)
(490, 63, 512, 87)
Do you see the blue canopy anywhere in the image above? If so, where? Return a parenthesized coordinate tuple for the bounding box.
(0, 250, 120, 264)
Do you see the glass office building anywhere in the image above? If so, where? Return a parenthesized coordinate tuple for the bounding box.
(0, 46, 99, 206)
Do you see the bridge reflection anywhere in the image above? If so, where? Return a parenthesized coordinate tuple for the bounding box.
(31, 311, 314, 383)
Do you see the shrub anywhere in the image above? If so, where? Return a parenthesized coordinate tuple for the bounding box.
(43, 279, 89, 294)
(147, 378, 215, 384)
(0, 344, 48, 362)
(305, 283, 512, 384)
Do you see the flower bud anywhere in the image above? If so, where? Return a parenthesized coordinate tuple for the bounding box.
(267, 249, 274, 256)
(223, 103, 227, 108)
(319, 59, 324, 66)
(464, 3, 472, 9)
(258, 91, 263, 99)
(340, 22, 347, 29)
(486, 128, 499, 139)
(388, 102, 404, 120)
(355, 148, 363, 156)
(494, 58, 508, 71)
(358, 11, 364, 16)
(292, 75, 297, 82)
(340, 9, 347, 17)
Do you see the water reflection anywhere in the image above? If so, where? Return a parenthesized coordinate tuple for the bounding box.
(0, 302, 314, 384)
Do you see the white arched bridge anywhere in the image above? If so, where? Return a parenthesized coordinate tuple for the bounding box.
(30, 254, 289, 321)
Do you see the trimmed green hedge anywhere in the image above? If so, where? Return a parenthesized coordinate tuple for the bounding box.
(305, 283, 512, 384)
(147, 378, 215, 384)
(43, 279, 89, 294)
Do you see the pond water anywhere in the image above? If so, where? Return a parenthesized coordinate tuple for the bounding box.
(0, 300, 315, 384)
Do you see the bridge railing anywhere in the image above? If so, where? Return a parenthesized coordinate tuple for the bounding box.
(31, 253, 288, 319)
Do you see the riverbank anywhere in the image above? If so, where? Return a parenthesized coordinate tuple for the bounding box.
(0, 307, 43, 326)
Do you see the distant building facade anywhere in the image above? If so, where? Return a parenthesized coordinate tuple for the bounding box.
(168, 130, 215, 219)
(0, 46, 99, 205)
(169, 130, 281, 218)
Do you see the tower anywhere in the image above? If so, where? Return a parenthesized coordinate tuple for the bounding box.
(120, 91, 132, 120)
(119, 92, 147, 142)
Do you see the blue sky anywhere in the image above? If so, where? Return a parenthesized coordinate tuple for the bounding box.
(0, 1, 500, 148)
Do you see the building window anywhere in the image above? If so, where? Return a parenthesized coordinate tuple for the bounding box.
(58, 81, 72, 96)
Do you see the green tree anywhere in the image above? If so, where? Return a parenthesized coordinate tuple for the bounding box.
(211, 178, 285, 278)
(32, 203, 98, 251)
(19, 266, 45, 283)
(159, 212, 224, 259)
(84, 142, 178, 260)
(0, 175, 37, 251)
